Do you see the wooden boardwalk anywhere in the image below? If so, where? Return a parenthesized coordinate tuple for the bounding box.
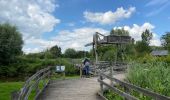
(38, 77, 103, 100)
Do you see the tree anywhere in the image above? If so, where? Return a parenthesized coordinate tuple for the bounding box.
(64, 48, 77, 58)
(141, 29, 153, 44)
(0, 23, 23, 65)
(49, 45, 61, 58)
(135, 41, 152, 56)
(110, 28, 134, 61)
(110, 28, 129, 36)
(161, 32, 170, 51)
(97, 45, 116, 60)
(76, 51, 90, 58)
(135, 29, 152, 56)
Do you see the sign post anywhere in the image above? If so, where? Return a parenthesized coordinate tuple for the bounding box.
(56, 65, 65, 79)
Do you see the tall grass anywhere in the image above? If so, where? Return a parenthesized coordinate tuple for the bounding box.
(127, 62, 170, 98)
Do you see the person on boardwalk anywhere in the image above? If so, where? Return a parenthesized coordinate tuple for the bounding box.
(83, 58, 90, 77)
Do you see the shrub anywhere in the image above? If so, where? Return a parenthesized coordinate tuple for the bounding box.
(0, 56, 79, 80)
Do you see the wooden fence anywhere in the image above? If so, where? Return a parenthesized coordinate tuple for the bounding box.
(11, 66, 52, 100)
(98, 73, 170, 100)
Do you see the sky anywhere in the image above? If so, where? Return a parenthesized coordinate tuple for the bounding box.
(0, 0, 170, 53)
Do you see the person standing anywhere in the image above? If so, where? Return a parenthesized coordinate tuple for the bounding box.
(83, 58, 90, 77)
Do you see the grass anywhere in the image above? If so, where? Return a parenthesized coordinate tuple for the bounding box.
(104, 89, 123, 100)
(0, 82, 23, 100)
(0, 75, 80, 100)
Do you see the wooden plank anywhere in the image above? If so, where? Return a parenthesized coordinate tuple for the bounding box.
(38, 78, 103, 100)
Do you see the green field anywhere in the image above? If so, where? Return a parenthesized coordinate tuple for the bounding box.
(0, 82, 23, 100)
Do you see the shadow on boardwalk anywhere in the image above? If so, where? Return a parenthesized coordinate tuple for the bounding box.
(38, 77, 103, 100)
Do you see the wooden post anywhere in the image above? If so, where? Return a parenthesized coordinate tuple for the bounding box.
(63, 71, 65, 80)
(124, 86, 130, 100)
(94, 33, 98, 75)
(110, 62, 113, 85)
(11, 91, 19, 100)
(80, 64, 82, 78)
(35, 80, 40, 97)
(100, 75, 104, 94)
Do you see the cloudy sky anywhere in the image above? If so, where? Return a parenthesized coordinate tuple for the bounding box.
(0, 0, 170, 53)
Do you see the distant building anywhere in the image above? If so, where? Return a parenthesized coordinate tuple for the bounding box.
(151, 50, 168, 56)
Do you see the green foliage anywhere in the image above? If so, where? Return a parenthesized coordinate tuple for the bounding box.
(64, 48, 77, 58)
(0, 56, 78, 79)
(110, 28, 135, 62)
(135, 54, 156, 63)
(124, 44, 136, 59)
(104, 89, 123, 100)
(49, 45, 61, 58)
(76, 51, 90, 58)
(25, 45, 61, 60)
(58, 58, 79, 75)
(141, 29, 153, 44)
(102, 50, 116, 61)
(0, 23, 23, 65)
(135, 41, 152, 56)
(127, 62, 170, 98)
(110, 28, 129, 36)
(161, 32, 170, 51)
(132, 29, 153, 57)
(97, 45, 116, 61)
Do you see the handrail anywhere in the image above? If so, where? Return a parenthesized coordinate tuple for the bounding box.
(98, 72, 170, 100)
(11, 66, 53, 100)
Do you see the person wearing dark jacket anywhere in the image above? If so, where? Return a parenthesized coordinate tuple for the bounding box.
(83, 58, 90, 76)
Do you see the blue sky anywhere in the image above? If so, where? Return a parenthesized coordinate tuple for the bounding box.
(0, 0, 170, 53)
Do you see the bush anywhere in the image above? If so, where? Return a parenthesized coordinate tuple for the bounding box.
(0, 56, 79, 80)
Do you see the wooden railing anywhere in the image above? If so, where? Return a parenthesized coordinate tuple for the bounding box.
(98, 73, 170, 100)
(11, 66, 53, 100)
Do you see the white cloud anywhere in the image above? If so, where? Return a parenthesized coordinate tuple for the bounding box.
(116, 22, 161, 46)
(23, 48, 42, 54)
(0, 0, 60, 54)
(52, 27, 109, 52)
(23, 37, 59, 54)
(0, 0, 60, 38)
(25, 37, 58, 48)
(23, 27, 108, 54)
(84, 7, 136, 24)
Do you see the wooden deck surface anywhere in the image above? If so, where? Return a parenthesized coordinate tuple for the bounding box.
(38, 77, 103, 100)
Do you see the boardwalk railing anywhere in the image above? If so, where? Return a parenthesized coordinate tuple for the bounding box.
(98, 73, 170, 100)
(11, 66, 52, 100)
